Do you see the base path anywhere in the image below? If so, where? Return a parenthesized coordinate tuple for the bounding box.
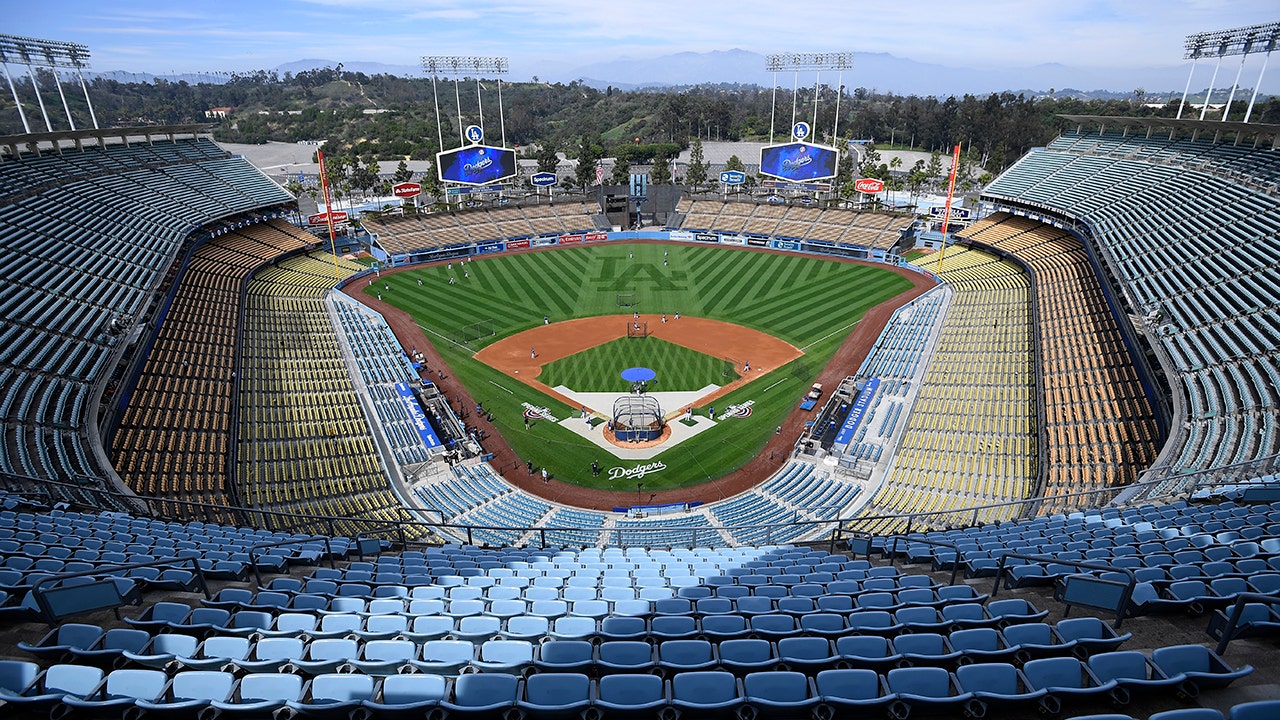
(342, 241, 937, 510)
(474, 315, 802, 417)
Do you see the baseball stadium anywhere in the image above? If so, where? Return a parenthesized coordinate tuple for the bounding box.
(0, 23, 1278, 720)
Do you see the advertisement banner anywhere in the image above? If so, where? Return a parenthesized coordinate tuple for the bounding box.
(436, 144, 518, 186)
(506, 239, 531, 250)
(475, 242, 505, 254)
(746, 237, 768, 247)
(695, 233, 719, 243)
(532, 237, 558, 247)
(720, 235, 746, 245)
(667, 231, 693, 242)
(395, 382, 443, 452)
(558, 234, 583, 244)
(834, 377, 881, 448)
(758, 141, 839, 182)
(771, 240, 800, 251)
(583, 232, 608, 242)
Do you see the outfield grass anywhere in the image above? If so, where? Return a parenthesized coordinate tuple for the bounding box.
(371, 242, 911, 491)
(538, 336, 738, 392)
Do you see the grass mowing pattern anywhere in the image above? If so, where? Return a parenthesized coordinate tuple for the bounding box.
(538, 336, 739, 392)
(372, 242, 912, 490)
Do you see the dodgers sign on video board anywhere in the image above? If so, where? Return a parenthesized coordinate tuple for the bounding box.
(436, 145, 518, 186)
(758, 142, 839, 183)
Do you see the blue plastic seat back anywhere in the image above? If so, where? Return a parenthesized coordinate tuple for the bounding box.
(598, 674, 665, 706)
(523, 672, 589, 705)
(170, 671, 235, 702)
(955, 662, 1019, 695)
(887, 666, 956, 698)
(379, 674, 447, 705)
(744, 671, 810, 702)
(308, 674, 374, 704)
(238, 673, 303, 703)
(672, 671, 738, 703)
(1024, 657, 1089, 690)
(814, 668, 883, 701)
(451, 673, 518, 707)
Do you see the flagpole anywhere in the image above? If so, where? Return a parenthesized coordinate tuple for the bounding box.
(316, 150, 344, 282)
(934, 143, 962, 275)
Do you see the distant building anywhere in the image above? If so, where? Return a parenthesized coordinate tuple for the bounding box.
(205, 107, 234, 119)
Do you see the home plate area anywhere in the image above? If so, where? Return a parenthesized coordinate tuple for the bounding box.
(553, 386, 724, 460)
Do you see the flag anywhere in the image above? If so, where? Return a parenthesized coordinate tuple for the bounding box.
(595, 160, 604, 186)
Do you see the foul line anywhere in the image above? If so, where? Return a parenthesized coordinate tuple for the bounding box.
(802, 319, 860, 351)
(763, 378, 787, 392)
(417, 322, 475, 354)
(489, 381, 515, 395)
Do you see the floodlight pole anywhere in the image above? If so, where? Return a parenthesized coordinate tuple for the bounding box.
(1, 61, 30, 134)
(52, 69, 74, 131)
(1176, 56, 1198, 119)
(769, 71, 778, 143)
(1221, 52, 1248, 121)
(832, 73, 844, 142)
(1199, 53, 1224, 121)
(25, 63, 53, 132)
(1243, 47, 1273, 123)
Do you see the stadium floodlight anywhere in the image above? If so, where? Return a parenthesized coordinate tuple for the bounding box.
(421, 55, 514, 197)
(1177, 21, 1280, 123)
(0, 33, 98, 133)
(763, 52, 854, 182)
(764, 52, 854, 72)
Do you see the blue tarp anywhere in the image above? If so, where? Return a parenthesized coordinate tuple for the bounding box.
(395, 382, 443, 452)
(621, 367, 657, 382)
(834, 378, 881, 447)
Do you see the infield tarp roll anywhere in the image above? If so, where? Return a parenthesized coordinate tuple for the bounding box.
(834, 377, 881, 450)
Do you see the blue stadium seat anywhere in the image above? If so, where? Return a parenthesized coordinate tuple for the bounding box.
(954, 662, 1045, 715)
(670, 671, 743, 719)
(1087, 650, 1183, 705)
(885, 666, 974, 716)
(287, 673, 375, 720)
(594, 674, 668, 718)
(741, 670, 819, 720)
(1149, 644, 1254, 698)
(517, 672, 591, 720)
(358, 674, 447, 720)
(813, 668, 898, 716)
(58, 668, 167, 714)
(1022, 656, 1117, 715)
(597, 641, 656, 674)
(440, 673, 519, 719)
(134, 670, 236, 719)
(535, 640, 594, 673)
(209, 672, 303, 717)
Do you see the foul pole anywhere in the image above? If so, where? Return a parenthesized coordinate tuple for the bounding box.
(934, 143, 963, 275)
(316, 150, 344, 282)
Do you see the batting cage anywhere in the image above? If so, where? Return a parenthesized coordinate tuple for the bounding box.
(616, 292, 636, 308)
(627, 321, 649, 338)
(612, 395, 663, 442)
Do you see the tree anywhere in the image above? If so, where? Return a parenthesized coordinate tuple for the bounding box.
(535, 142, 559, 174)
(574, 135, 603, 189)
(924, 151, 944, 190)
(609, 154, 631, 185)
(650, 150, 672, 185)
(392, 159, 412, 183)
(724, 154, 746, 172)
(685, 138, 708, 187)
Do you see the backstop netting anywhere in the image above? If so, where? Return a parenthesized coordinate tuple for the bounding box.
(616, 292, 636, 308)
(458, 319, 495, 344)
(612, 395, 663, 442)
(627, 321, 649, 338)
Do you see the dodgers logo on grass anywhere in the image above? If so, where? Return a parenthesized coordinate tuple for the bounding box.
(608, 461, 667, 482)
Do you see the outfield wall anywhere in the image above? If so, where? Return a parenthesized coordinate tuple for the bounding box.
(345, 229, 940, 290)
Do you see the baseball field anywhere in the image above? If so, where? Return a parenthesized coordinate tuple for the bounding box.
(366, 242, 912, 491)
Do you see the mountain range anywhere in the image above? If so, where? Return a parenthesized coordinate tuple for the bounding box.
(96, 49, 1268, 100)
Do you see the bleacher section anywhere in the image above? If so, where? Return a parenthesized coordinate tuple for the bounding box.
(0, 493, 1272, 720)
(235, 252, 418, 537)
(365, 202, 599, 256)
(855, 248, 1037, 533)
(983, 130, 1280, 492)
(111, 220, 313, 519)
(676, 199, 912, 249)
(330, 295, 438, 467)
(958, 213, 1161, 513)
(0, 136, 291, 504)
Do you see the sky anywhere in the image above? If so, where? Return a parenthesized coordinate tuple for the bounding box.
(7, 0, 1279, 83)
